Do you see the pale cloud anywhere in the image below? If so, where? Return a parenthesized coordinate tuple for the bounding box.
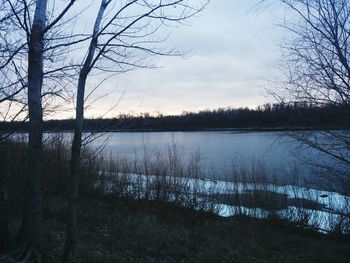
(56, 1, 286, 118)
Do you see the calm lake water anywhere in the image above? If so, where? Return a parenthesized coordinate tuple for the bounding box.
(86, 131, 329, 186)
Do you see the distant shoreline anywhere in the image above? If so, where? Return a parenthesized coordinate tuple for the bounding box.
(1, 103, 349, 133)
(77, 127, 343, 133)
(3, 126, 347, 134)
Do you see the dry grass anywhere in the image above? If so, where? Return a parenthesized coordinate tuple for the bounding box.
(1, 135, 350, 261)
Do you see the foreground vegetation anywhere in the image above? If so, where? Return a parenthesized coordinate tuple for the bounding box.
(7, 197, 350, 263)
(1, 136, 349, 262)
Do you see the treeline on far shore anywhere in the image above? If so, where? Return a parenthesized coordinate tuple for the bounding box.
(1, 102, 350, 132)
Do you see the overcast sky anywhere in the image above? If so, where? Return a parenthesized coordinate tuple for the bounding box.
(62, 1, 287, 118)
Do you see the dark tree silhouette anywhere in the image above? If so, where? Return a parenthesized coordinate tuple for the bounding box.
(278, 0, 350, 194)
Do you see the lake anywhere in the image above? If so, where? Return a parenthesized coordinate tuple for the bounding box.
(86, 131, 331, 187)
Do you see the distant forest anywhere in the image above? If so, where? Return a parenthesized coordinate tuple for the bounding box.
(1, 102, 349, 132)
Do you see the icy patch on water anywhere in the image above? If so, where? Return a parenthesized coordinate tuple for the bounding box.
(96, 172, 350, 233)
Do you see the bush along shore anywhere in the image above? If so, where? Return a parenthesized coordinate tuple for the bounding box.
(0, 135, 349, 262)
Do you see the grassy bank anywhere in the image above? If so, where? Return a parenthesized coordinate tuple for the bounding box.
(1, 135, 349, 262)
(31, 197, 350, 262)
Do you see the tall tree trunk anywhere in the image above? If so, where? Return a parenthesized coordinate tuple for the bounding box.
(63, 2, 109, 262)
(22, 0, 47, 254)
(62, 73, 87, 263)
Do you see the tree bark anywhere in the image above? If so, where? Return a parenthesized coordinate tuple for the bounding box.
(22, 0, 47, 252)
(62, 74, 86, 263)
(63, 1, 109, 262)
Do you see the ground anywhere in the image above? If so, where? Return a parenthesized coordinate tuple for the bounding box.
(27, 196, 350, 263)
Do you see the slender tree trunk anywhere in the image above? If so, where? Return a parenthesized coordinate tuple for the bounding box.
(62, 73, 87, 263)
(63, 2, 108, 262)
(22, 0, 47, 253)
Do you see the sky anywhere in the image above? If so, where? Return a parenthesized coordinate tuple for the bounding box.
(57, 1, 287, 118)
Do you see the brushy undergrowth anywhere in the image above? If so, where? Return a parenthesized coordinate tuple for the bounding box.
(0, 134, 349, 262)
(42, 198, 350, 262)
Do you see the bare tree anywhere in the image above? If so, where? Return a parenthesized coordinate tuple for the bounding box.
(63, 0, 207, 261)
(277, 0, 350, 194)
(22, 2, 48, 258)
(0, 0, 81, 261)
